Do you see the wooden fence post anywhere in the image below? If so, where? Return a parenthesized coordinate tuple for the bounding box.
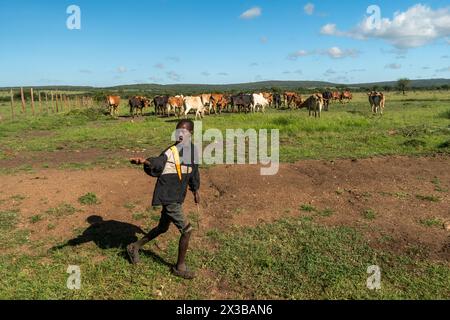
(20, 87, 26, 114)
(30, 88, 35, 116)
(10, 89, 15, 120)
(38, 91, 42, 114)
(45, 92, 49, 114)
(55, 92, 59, 113)
(51, 91, 55, 113)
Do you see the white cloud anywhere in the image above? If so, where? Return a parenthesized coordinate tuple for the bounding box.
(288, 47, 359, 60)
(325, 47, 359, 59)
(117, 66, 128, 73)
(320, 4, 450, 48)
(385, 63, 402, 69)
(304, 3, 315, 15)
(240, 7, 262, 19)
(287, 50, 310, 60)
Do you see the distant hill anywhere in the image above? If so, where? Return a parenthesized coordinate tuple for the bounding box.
(2, 79, 449, 93)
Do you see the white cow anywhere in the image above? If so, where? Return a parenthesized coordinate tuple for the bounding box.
(251, 93, 269, 113)
(200, 94, 212, 114)
(184, 96, 206, 119)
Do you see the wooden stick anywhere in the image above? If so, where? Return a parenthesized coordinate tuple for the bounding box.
(30, 88, 35, 116)
(55, 92, 59, 113)
(10, 89, 15, 120)
(38, 91, 42, 114)
(45, 92, 49, 114)
(20, 87, 26, 114)
(51, 91, 55, 113)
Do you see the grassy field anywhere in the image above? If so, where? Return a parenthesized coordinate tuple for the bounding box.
(0, 91, 449, 167)
(1, 216, 448, 299)
(0, 90, 449, 300)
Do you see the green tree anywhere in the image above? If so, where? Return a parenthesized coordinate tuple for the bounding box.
(397, 78, 411, 95)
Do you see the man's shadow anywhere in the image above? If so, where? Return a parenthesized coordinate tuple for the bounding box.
(51, 215, 172, 267)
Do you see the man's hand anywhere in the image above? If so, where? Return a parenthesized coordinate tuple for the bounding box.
(194, 191, 201, 204)
(130, 157, 146, 165)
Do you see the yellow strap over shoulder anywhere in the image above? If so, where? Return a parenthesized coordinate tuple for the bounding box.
(170, 146, 182, 181)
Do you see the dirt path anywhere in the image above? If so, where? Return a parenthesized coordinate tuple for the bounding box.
(0, 155, 449, 261)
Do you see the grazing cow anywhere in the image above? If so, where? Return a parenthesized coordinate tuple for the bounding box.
(284, 92, 297, 109)
(183, 96, 206, 119)
(261, 92, 274, 106)
(340, 90, 353, 103)
(166, 95, 185, 117)
(231, 94, 253, 113)
(129, 96, 151, 117)
(251, 93, 270, 113)
(302, 94, 324, 118)
(106, 96, 121, 117)
(322, 91, 333, 111)
(332, 91, 341, 102)
(210, 93, 228, 114)
(200, 94, 212, 114)
(368, 91, 386, 115)
(153, 95, 169, 116)
(272, 93, 282, 108)
(284, 92, 303, 109)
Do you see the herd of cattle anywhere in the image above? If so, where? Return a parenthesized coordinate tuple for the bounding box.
(105, 90, 386, 119)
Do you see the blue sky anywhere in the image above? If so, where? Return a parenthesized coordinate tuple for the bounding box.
(0, 0, 449, 87)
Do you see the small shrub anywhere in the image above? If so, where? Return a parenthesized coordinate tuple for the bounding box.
(300, 204, 316, 212)
(363, 209, 377, 220)
(78, 193, 100, 205)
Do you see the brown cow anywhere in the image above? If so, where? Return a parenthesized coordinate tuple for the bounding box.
(340, 90, 353, 103)
(210, 93, 229, 114)
(107, 96, 121, 117)
(284, 92, 302, 109)
(129, 96, 150, 118)
(166, 95, 184, 117)
(284, 92, 303, 109)
(332, 91, 340, 102)
(261, 92, 273, 106)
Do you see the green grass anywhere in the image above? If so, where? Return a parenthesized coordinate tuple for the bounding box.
(431, 177, 449, 193)
(1, 217, 448, 299)
(45, 203, 79, 217)
(78, 193, 100, 206)
(300, 204, 316, 212)
(415, 194, 441, 202)
(0, 92, 449, 172)
(29, 215, 43, 224)
(363, 209, 377, 220)
(419, 217, 443, 228)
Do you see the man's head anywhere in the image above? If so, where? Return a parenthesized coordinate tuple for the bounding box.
(176, 119, 194, 143)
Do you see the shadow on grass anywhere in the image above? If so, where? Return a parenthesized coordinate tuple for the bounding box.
(50, 215, 172, 265)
